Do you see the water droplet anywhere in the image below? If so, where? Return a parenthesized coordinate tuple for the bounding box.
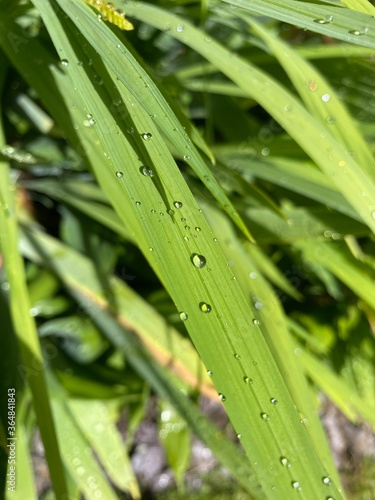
(151, 209, 156, 213)
(116, 171, 124, 178)
(179, 311, 188, 321)
(207, 370, 213, 377)
(249, 272, 257, 279)
(140, 166, 153, 177)
(236, 433, 242, 439)
(149, 247, 154, 252)
(280, 457, 290, 467)
(191, 253, 207, 269)
(260, 412, 270, 421)
(322, 94, 330, 102)
(314, 15, 333, 24)
(255, 301, 263, 310)
(167, 209, 175, 216)
(174, 201, 183, 209)
(213, 238, 218, 243)
(177, 24, 184, 32)
(195, 227, 201, 232)
(284, 104, 292, 112)
(261, 147, 270, 156)
(270, 398, 278, 405)
(291, 481, 301, 491)
(199, 302, 212, 313)
(61, 59, 69, 67)
(185, 225, 190, 230)
(142, 132, 152, 140)
(234, 353, 241, 360)
(322, 477, 331, 485)
(252, 319, 260, 326)
(349, 28, 367, 36)
(183, 155, 191, 161)
(243, 376, 253, 384)
(218, 393, 226, 402)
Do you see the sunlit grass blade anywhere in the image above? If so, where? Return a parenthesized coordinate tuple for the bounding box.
(55, 0, 253, 243)
(123, 1, 375, 236)
(221, 0, 375, 48)
(246, 16, 375, 181)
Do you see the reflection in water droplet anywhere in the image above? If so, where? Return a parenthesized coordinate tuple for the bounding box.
(291, 481, 301, 491)
(280, 456, 290, 467)
(218, 393, 226, 402)
(270, 398, 278, 405)
(149, 247, 154, 252)
(234, 353, 241, 360)
(322, 94, 330, 102)
(61, 59, 69, 67)
(135, 201, 141, 206)
(252, 319, 260, 326)
(195, 227, 201, 232)
(140, 166, 153, 176)
(179, 311, 188, 321)
(207, 370, 213, 377)
(183, 155, 191, 161)
(314, 15, 333, 24)
(322, 476, 331, 485)
(191, 253, 207, 269)
(174, 201, 183, 209)
(185, 225, 190, 230)
(260, 412, 270, 421)
(199, 302, 212, 313)
(167, 209, 175, 216)
(116, 171, 124, 178)
(177, 24, 184, 32)
(249, 272, 257, 279)
(236, 433, 242, 439)
(142, 132, 152, 140)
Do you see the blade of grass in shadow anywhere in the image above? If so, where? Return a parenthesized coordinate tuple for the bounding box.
(0, 100, 68, 500)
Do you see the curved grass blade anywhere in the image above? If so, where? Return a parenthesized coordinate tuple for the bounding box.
(221, 0, 375, 49)
(123, 1, 375, 236)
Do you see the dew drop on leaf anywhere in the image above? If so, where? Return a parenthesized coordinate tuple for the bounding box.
(260, 412, 270, 421)
(291, 481, 301, 491)
(234, 353, 241, 360)
(236, 433, 242, 439)
(191, 253, 206, 269)
(135, 201, 141, 206)
(322, 477, 331, 485)
(116, 171, 124, 178)
(183, 155, 191, 161)
(195, 227, 201, 232)
(243, 376, 253, 384)
(280, 457, 290, 467)
(321, 94, 330, 102)
(199, 302, 212, 313)
(218, 393, 226, 402)
(270, 398, 278, 405)
(142, 132, 152, 140)
(207, 370, 213, 377)
(140, 166, 153, 177)
(174, 201, 183, 209)
(314, 15, 333, 24)
(179, 311, 188, 321)
(61, 59, 69, 67)
(252, 319, 260, 326)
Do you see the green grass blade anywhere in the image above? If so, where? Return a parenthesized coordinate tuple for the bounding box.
(221, 0, 375, 48)
(0, 99, 68, 500)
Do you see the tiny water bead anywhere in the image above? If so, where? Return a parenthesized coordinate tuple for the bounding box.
(218, 393, 226, 402)
(179, 311, 188, 321)
(234, 353, 241, 360)
(243, 376, 253, 384)
(116, 171, 124, 178)
(140, 166, 153, 177)
(176, 24, 184, 33)
(270, 398, 278, 405)
(135, 201, 141, 206)
(280, 457, 290, 468)
(173, 201, 183, 209)
(260, 412, 270, 421)
(291, 481, 301, 491)
(349, 27, 368, 36)
(321, 93, 330, 102)
(199, 302, 212, 313)
(207, 370, 213, 377)
(195, 227, 201, 232)
(191, 253, 207, 269)
(167, 209, 175, 216)
(314, 15, 333, 24)
(183, 154, 191, 161)
(249, 272, 257, 279)
(322, 477, 331, 485)
(61, 59, 69, 67)
(141, 132, 152, 140)
(252, 319, 260, 326)
(236, 433, 242, 439)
